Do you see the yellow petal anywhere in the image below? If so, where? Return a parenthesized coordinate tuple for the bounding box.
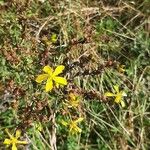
(15, 130, 21, 139)
(61, 120, 68, 126)
(70, 100, 80, 108)
(114, 95, 122, 103)
(51, 34, 57, 43)
(16, 140, 28, 144)
(12, 143, 17, 150)
(114, 85, 119, 93)
(35, 74, 49, 83)
(104, 92, 115, 97)
(45, 79, 53, 92)
(69, 125, 82, 134)
(75, 117, 84, 123)
(120, 100, 125, 108)
(3, 139, 12, 145)
(43, 66, 53, 75)
(35, 122, 43, 132)
(53, 65, 65, 76)
(53, 77, 67, 85)
(55, 83, 59, 88)
(75, 126, 82, 133)
(118, 65, 125, 73)
(69, 93, 76, 101)
(69, 127, 75, 135)
(5, 129, 13, 139)
(119, 68, 125, 73)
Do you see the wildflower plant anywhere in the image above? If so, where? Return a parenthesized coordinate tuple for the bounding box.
(3, 129, 27, 150)
(42, 34, 57, 46)
(64, 93, 80, 109)
(36, 65, 67, 92)
(1, 1, 149, 150)
(61, 117, 84, 135)
(105, 85, 127, 107)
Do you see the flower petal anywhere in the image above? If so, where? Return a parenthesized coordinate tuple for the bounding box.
(61, 120, 68, 126)
(16, 140, 28, 144)
(46, 79, 53, 92)
(35, 74, 49, 83)
(118, 65, 125, 73)
(120, 100, 125, 108)
(51, 34, 57, 43)
(69, 93, 76, 101)
(15, 130, 21, 139)
(75, 117, 84, 123)
(3, 139, 12, 145)
(55, 83, 59, 88)
(43, 66, 53, 75)
(67, 99, 80, 108)
(12, 143, 17, 150)
(114, 85, 119, 93)
(75, 126, 82, 133)
(5, 129, 13, 139)
(114, 95, 122, 103)
(104, 92, 115, 97)
(53, 65, 65, 76)
(53, 77, 67, 85)
(69, 127, 75, 135)
(69, 125, 82, 134)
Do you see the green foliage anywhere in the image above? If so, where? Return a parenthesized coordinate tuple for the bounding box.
(0, 0, 149, 150)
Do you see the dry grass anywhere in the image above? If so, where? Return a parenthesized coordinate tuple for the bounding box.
(0, 0, 149, 150)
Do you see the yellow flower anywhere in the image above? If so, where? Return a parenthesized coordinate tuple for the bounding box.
(104, 85, 127, 107)
(51, 34, 57, 43)
(64, 93, 80, 108)
(117, 65, 125, 73)
(3, 129, 28, 150)
(61, 117, 84, 135)
(36, 65, 67, 92)
(42, 34, 57, 46)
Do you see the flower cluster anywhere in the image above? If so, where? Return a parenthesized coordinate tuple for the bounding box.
(3, 63, 128, 149)
(36, 65, 84, 135)
(62, 92, 83, 134)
